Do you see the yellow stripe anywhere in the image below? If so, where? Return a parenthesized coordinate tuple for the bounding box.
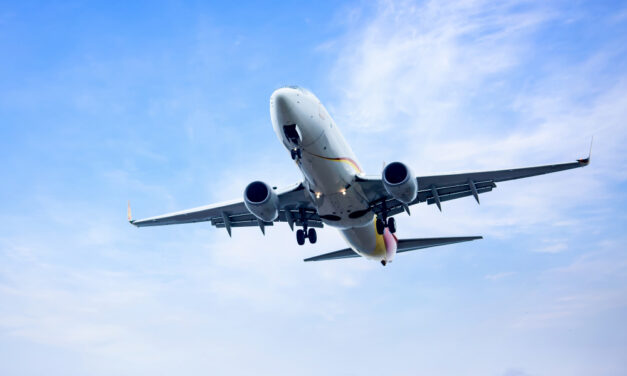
(310, 153, 363, 174)
(373, 217, 386, 254)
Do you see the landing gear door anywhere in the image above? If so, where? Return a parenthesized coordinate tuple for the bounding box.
(283, 124, 301, 146)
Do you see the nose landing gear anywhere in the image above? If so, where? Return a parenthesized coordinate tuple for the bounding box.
(290, 148, 302, 160)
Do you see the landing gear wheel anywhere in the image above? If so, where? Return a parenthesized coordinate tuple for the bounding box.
(376, 218, 385, 235)
(308, 228, 317, 244)
(387, 217, 396, 234)
(290, 148, 302, 160)
(296, 229, 305, 245)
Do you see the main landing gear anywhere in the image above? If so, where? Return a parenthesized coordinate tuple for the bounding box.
(375, 216, 396, 235)
(296, 227, 317, 245)
(290, 148, 302, 160)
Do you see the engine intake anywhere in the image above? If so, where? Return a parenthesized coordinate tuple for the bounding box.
(244, 181, 279, 222)
(382, 162, 418, 204)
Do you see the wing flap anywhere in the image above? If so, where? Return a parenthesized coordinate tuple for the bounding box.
(425, 185, 494, 205)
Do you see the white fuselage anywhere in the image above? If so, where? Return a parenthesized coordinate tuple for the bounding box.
(270, 87, 397, 262)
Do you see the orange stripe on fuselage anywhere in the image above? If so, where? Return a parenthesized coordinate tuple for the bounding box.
(309, 153, 363, 174)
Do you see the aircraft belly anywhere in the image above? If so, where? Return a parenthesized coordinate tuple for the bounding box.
(299, 141, 352, 191)
(296, 125, 373, 229)
(314, 189, 374, 229)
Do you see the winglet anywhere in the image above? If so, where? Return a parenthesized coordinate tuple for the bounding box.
(127, 201, 135, 224)
(577, 136, 593, 166)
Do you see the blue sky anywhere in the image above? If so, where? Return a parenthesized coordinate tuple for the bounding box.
(1, 1, 626, 375)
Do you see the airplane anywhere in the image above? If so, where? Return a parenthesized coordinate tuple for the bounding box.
(128, 86, 590, 265)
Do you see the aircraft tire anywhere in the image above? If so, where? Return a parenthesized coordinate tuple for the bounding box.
(387, 217, 396, 233)
(296, 229, 306, 245)
(308, 228, 317, 244)
(376, 218, 385, 235)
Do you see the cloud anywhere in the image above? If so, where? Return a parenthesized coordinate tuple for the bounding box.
(502, 369, 530, 376)
(485, 271, 516, 280)
(535, 242, 568, 254)
(326, 0, 627, 242)
(2, 1, 627, 375)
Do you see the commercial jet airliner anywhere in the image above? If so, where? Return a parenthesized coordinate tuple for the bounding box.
(128, 86, 590, 265)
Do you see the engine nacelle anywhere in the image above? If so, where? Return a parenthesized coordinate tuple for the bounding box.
(382, 162, 418, 204)
(244, 181, 279, 222)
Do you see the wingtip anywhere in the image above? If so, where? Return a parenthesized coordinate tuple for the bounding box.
(127, 201, 135, 224)
(577, 136, 593, 166)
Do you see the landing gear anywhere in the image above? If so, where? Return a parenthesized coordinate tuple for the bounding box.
(308, 228, 317, 244)
(375, 206, 397, 235)
(290, 148, 302, 160)
(376, 217, 385, 235)
(381, 260, 387, 266)
(296, 229, 306, 245)
(387, 217, 396, 234)
(296, 224, 317, 245)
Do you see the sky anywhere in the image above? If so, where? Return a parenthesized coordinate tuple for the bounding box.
(1, 1, 626, 375)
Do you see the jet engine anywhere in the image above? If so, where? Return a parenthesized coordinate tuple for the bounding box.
(382, 162, 418, 204)
(244, 181, 280, 222)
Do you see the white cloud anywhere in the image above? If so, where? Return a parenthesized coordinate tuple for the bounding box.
(327, 0, 627, 241)
(485, 271, 516, 280)
(2, 1, 627, 375)
(536, 242, 568, 254)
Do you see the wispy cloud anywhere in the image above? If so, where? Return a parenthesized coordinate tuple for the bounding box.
(485, 271, 516, 280)
(327, 0, 626, 241)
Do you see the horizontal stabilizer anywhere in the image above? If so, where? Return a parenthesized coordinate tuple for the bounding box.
(397, 236, 482, 253)
(304, 248, 359, 262)
(303, 236, 482, 262)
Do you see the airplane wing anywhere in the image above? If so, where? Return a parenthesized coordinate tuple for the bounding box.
(129, 183, 322, 235)
(356, 155, 590, 216)
(303, 236, 483, 262)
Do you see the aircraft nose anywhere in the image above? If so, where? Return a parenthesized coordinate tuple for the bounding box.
(270, 87, 298, 125)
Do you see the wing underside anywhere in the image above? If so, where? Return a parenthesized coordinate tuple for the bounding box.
(129, 183, 322, 234)
(358, 157, 590, 218)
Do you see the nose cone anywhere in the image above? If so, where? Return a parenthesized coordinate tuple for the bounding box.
(270, 87, 299, 126)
